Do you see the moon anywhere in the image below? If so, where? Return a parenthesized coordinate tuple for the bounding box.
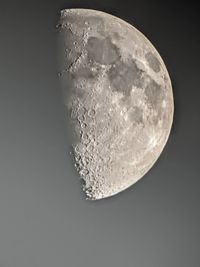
(57, 9, 174, 200)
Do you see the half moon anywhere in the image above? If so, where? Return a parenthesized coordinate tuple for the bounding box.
(57, 9, 174, 200)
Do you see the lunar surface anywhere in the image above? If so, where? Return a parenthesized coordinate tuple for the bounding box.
(57, 9, 174, 200)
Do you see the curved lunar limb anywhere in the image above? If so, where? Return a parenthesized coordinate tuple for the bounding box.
(57, 9, 174, 200)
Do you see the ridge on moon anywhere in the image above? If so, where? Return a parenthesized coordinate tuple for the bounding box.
(57, 9, 174, 200)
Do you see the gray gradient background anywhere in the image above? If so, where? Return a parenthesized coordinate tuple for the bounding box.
(0, 1, 199, 266)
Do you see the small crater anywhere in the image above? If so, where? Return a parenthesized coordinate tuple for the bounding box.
(77, 106, 87, 117)
(81, 133, 90, 145)
(88, 108, 96, 117)
(74, 162, 81, 171)
(80, 122, 87, 129)
(80, 169, 89, 177)
(77, 114, 84, 122)
(145, 52, 161, 73)
(74, 143, 86, 154)
(86, 142, 95, 153)
(86, 36, 119, 65)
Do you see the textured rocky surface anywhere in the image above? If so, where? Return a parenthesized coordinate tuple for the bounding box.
(57, 9, 174, 200)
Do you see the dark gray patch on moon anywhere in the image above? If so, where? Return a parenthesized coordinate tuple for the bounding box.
(129, 106, 143, 124)
(87, 36, 119, 65)
(145, 52, 161, 73)
(112, 32, 122, 40)
(108, 59, 144, 96)
(145, 79, 164, 108)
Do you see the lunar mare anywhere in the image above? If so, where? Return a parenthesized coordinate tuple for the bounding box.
(57, 9, 174, 200)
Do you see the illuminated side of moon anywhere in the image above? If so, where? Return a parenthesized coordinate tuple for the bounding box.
(57, 9, 174, 200)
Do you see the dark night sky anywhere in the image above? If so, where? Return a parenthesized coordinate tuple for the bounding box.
(0, 1, 199, 266)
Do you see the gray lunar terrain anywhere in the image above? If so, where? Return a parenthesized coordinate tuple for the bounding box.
(57, 9, 174, 200)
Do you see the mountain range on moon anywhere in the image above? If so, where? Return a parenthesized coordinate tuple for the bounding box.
(57, 9, 174, 200)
